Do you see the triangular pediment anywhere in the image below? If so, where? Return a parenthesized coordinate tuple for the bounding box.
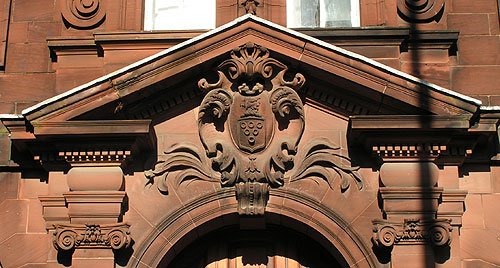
(4, 15, 496, 172)
(2, 14, 498, 180)
(19, 15, 479, 132)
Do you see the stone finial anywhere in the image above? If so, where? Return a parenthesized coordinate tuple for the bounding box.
(241, 0, 260, 15)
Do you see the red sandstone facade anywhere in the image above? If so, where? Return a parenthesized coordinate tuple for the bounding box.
(0, 1, 499, 267)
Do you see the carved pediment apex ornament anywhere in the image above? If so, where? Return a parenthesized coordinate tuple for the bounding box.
(199, 42, 305, 94)
(146, 43, 363, 215)
(372, 218, 452, 247)
(53, 223, 131, 251)
(241, 0, 260, 15)
(60, 0, 106, 29)
(397, 0, 444, 23)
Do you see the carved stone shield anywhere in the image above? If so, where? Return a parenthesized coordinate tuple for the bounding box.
(229, 93, 273, 154)
(237, 116, 265, 152)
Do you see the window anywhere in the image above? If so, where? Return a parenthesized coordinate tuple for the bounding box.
(144, 0, 216, 30)
(287, 0, 360, 28)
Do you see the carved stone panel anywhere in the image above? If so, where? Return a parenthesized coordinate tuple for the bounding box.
(60, 0, 106, 29)
(397, 0, 445, 23)
(241, 0, 260, 15)
(146, 42, 363, 215)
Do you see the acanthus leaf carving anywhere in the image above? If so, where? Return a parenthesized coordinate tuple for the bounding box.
(146, 42, 363, 215)
(53, 223, 131, 251)
(289, 137, 363, 191)
(372, 218, 452, 247)
(145, 143, 216, 194)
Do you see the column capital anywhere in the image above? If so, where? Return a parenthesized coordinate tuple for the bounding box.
(372, 218, 453, 247)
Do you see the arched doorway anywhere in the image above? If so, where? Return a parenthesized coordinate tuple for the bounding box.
(162, 225, 346, 268)
(129, 188, 376, 268)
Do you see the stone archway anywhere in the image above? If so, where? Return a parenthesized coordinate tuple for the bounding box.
(163, 225, 346, 268)
(128, 188, 377, 268)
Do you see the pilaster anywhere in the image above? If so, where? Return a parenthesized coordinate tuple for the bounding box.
(349, 115, 473, 267)
(374, 160, 451, 266)
(40, 163, 131, 265)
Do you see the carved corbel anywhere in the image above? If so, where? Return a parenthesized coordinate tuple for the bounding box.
(53, 223, 131, 251)
(372, 218, 452, 247)
(235, 182, 269, 215)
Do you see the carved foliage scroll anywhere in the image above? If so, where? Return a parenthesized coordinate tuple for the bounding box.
(60, 0, 105, 29)
(397, 0, 444, 23)
(146, 42, 363, 215)
(372, 219, 452, 247)
(290, 137, 362, 192)
(53, 223, 131, 251)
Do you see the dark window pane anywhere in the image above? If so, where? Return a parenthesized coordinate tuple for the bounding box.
(324, 0, 352, 27)
(300, 0, 320, 27)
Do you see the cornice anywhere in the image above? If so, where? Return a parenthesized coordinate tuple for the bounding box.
(350, 115, 471, 130)
(348, 114, 499, 165)
(31, 15, 479, 121)
(31, 120, 151, 135)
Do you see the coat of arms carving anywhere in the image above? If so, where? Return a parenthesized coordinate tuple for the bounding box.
(146, 42, 363, 215)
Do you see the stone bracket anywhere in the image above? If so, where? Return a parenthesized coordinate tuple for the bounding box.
(372, 218, 452, 247)
(380, 187, 443, 219)
(53, 223, 130, 251)
(39, 195, 70, 230)
(40, 191, 127, 229)
(437, 189, 467, 226)
(63, 191, 126, 223)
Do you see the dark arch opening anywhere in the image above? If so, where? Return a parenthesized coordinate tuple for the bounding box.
(156, 214, 350, 268)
